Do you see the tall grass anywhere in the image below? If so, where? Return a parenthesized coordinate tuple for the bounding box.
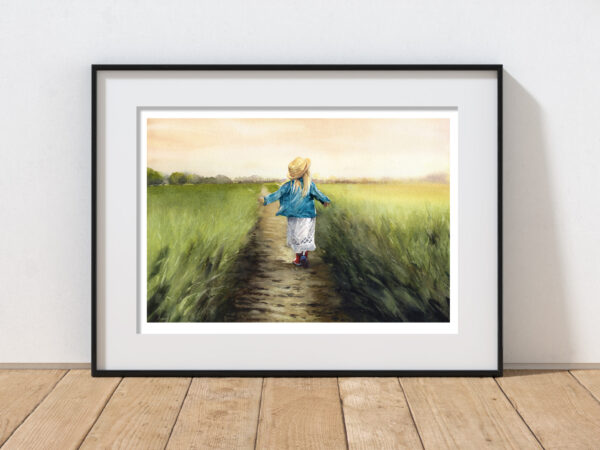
(316, 183, 450, 322)
(147, 184, 261, 322)
(264, 182, 281, 193)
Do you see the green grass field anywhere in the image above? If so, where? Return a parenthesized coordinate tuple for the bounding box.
(146, 182, 449, 323)
(147, 184, 261, 322)
(316, 183, 450, 322)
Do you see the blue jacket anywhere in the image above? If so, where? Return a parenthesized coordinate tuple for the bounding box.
(263, 180, 331, 218)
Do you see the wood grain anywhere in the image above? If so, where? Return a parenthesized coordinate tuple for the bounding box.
(0, 370, 66, 445)
(2, 370, 120, 450)
(256, 378, 346, 449)
(497, 370, 600, 448)
(166, 378, 262, 449)
(4, 370, 600, 449)
(338, 377, 422, 449)
(570, 369, 600, 401)
(80, 377, 190, 449)
(401, 377, 540, 449)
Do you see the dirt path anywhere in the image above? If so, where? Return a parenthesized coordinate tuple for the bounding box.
(230, 187, 347, 322)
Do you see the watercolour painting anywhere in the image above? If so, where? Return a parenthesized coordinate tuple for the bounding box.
(142, 111, 454, 325)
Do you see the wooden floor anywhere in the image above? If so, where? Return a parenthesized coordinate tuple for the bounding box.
(1, 371, 600, 449)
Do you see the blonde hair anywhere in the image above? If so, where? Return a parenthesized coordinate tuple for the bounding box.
(287, 157, 311, 197)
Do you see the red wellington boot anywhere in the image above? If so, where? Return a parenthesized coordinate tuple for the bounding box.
(292, 253, 302, 266)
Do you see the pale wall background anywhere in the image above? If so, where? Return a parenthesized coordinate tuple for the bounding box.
(1, 0, 598, 365)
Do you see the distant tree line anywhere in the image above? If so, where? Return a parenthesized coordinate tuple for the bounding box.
(147, 168, 281, 186)
(147, 167, 450, 186)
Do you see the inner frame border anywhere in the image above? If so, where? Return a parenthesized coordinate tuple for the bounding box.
(137, 107, 459, 335)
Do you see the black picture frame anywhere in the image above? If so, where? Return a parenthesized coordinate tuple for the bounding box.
(92, 64, 503, 377)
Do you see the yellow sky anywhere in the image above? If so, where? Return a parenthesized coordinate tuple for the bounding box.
(147, 118, 449, 180)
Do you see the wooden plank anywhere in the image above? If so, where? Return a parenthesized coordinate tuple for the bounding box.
(2, 369, 120, 450)
(166, 378, 262, 449)
(256, 378, 346, 449)
(0, 370, 66, 445)
(338, 377, 422, 449)
(571, 369, 600, 401)
(80, 377, 190, 449)
(401, 377, 540, 449)
(497, 370, 600, 448)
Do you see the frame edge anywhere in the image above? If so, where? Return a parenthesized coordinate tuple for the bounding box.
(91, 64, 504, 377)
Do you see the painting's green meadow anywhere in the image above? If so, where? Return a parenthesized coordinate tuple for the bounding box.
(147, 182, 449, 322)
(147, 184, 261, 322)
(316, 183, 450, 322)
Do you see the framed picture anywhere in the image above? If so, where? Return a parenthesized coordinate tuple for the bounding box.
(93, 65, 502, 376)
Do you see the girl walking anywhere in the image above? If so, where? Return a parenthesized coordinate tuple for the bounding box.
(260, 157, 331, 268)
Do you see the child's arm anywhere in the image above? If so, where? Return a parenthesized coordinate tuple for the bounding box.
(310, 183, 331, 205)
(262, 182, 289, 206)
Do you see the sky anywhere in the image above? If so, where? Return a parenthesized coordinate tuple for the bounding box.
(147, 118, 449, 180)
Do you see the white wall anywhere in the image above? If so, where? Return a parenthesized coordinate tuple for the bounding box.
(1, 0, 598, 365)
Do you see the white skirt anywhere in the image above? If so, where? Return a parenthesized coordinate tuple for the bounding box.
(286, 217, 316, 253)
